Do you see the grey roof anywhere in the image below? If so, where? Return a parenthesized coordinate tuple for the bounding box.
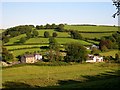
(24, 54, 34, 58)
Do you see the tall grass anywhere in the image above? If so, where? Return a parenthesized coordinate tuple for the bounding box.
(2, 63, 120, 88)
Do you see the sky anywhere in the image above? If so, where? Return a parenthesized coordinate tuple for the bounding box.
(0, 0, 118, 29)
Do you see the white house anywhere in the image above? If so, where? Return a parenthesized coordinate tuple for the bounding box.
(91, 45, 99, 49)
(35, 54, 42, 60)
(86, 54, 103, 63)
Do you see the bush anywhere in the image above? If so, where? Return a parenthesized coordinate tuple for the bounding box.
(44, 31, 50, 38)
(52, 32, 58, 37)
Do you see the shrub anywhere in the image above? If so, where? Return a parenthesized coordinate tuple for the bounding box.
(44, 31, 50, 38)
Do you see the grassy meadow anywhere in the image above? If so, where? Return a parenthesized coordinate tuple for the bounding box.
(2, 63, 120, 88)
(80, 33, 113, 39)
(100, 50, 120, 58)
(64, 25, 119, 32)
(2, 25, 120, 89)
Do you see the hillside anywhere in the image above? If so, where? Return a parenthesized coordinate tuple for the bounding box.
(2, 25, 119, 61)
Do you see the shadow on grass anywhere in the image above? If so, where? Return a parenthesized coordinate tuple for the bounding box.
(2, 70, 120, 89)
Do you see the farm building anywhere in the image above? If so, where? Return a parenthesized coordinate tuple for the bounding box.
(91, 45, 99, 49)
(21, 54, 42, 63)
(86, 54, 103, 63)
(34, 54, 42, 60)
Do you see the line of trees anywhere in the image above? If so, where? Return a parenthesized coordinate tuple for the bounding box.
(99, 31, 120, 51)
(69, 30, 83, 40)
(44, 31, 58, 38)
(2, 25, 39, 44)
(36, 23, 64, 31)
(2, 25, 35, 44)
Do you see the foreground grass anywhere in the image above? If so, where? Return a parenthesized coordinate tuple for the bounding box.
(2, 63, 120, 88)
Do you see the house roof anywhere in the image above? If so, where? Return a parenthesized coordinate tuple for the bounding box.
(23, 54, 35, 58)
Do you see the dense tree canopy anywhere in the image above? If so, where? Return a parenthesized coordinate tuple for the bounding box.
(70, 30, 82, 40)
(64, 42, 87, 63)
(2, 25, 33, 44)
(32, 30, 39, 37)
(99, 31, 120, 51)
(2, 47, 14, 61)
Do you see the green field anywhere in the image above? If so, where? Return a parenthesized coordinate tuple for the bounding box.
(86, 40, 100, 45)
(4, 34, 26, 45)
(5, 44, 48, 50)
(10, 48, 42, 57)
(25, 37, 49, 44)
(100, 50, 119, 58)
(55, 38, 92, 45)
(64, 25, 119, 32)
(80, 33, 113, 39)
(2, 63, 120, 88)
(25, 37, 92, 45)
(37, 29, 70, 37)
(2, 25, 120, 89)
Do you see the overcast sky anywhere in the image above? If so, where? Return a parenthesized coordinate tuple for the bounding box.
(1, 0, 118, 29)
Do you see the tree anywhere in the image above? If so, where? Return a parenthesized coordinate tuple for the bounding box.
(39, 25, 44, 29)
(32, 30, 39, 37)
(29, 25, 34, 28)
(115, 53, 119, 60)
(49, 37, 58, 50)
(44, 31, 50, 38)
(51, 23, 57, 29)
(112, 0, 120, 18)
(19, 37, 26, 43)
(2, 36, 9, 44)
(2, 47, 14, 61)
(99, 39, 113, 50)
(70, 30, 82, 39)
(56, 24, 64, 32)
(45, 24, 51, 29)
(48, 37, 60, 61)
(91, 47, 100, 54)
(64, 42, 87, 63)
(36, 25, 40, 30)
(26, 32, 32, 39)
(101, 45, 108, 52)
(52, 32, 58, 37)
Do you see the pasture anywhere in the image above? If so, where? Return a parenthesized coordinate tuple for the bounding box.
(2, 63, 120, 88)
(37, 29, 70, 37)
(55, 38, 91, 45)
(5, 45, 48, 50)
(2, 25, 120, 88)
(80, 33, 113, 39)
(9, 48, 42, 57)
(64, 25, 119, 32)
(100, 50, 119, 58)
(4, 34, 26, 45)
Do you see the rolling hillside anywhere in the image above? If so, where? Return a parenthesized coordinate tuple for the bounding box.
(3, 25, 119, 60)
